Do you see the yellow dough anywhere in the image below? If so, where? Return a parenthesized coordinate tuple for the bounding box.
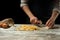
(16, 25, 39, 31)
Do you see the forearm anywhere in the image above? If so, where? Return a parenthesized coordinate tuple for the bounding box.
(51, 0, 60, 20)
(51, 9, 59, 21)
(21, 5, 35, 18)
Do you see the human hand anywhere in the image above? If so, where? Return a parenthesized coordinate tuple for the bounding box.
(30, 17, 42, 24)
(45, 18, 55, 29)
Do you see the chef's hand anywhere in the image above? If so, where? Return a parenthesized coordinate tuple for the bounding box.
(30, 17, 42, 24)
(45, 18, 55, 29)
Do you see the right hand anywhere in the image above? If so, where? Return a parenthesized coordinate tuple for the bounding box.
(30, 17, 42, 24)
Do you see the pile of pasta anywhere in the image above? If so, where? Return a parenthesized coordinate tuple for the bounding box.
(16, 25, 40, 31)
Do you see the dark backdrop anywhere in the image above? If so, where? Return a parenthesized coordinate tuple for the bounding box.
(0, 0, 60, 24)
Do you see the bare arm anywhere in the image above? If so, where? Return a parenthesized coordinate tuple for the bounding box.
(51, 0, 60, 21)
(20, 0, 42, 24)
(21, 5, 35, 18)
(20, 0, 35, 18)
(51, 10, 59, 21)
(46, 0, 60, 28)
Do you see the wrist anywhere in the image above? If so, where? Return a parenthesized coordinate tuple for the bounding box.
(51, 13, 59, 18)
(51, 11, 59, 20)
(50, 14, 58, 21)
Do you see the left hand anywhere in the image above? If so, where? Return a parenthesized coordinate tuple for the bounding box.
(45, 18, 55, 29)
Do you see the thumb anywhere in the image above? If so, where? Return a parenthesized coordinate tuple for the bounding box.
(37, 20, 42, 24)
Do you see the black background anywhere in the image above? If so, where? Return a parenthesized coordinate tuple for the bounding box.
(0, 0, 60, 24)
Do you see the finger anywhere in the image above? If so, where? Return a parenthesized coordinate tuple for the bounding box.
(30, 19, 35, 24)
(46, 20, 49, 26)
(48, 23, 54, 29)
(47, 21, 52, 27)
(48, 20, 54, 27)
(30, 19, 37, 24)
(48, 23, 54, 28)
(50, 22, 54, 28)
(35, 19, 38, 23)
(46, 19, 52, 26)
(37, 20, 42, 24)
(46, 20, 50, 26)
